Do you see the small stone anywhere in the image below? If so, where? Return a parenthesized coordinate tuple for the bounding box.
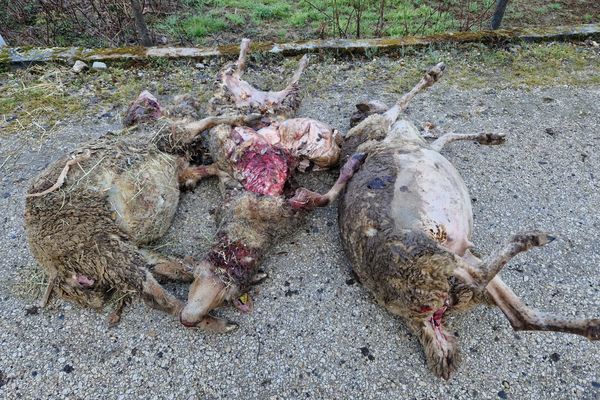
(195, 63, 205, 69)
(62, 364, 74, 373)
(72, 60, 88, 73)
(92, 61, 107, 70)
(498, 390, 508, 399)
(550, 352, 560, 362)
(25, 305, 39, 315)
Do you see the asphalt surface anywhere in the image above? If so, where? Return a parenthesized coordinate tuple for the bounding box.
(0, 58, 599, 399)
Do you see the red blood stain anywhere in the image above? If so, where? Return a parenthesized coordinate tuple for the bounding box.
(419, 305, 433, 313)
(207, 234, 259, 286)
(236, 144, 291, 196)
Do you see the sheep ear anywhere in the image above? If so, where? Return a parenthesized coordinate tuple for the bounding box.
(355, 102, 371, 112)
(355, 100, 388, 114)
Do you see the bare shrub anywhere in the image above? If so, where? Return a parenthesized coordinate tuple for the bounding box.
(0, 0, 180, 47)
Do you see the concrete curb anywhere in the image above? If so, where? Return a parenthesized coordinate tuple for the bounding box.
(1, 23, 598, 64)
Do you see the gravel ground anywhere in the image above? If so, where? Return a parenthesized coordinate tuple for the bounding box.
(0, 57, 599, 399)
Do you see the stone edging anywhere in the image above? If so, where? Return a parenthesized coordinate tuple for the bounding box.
(1, 23, 598, 64)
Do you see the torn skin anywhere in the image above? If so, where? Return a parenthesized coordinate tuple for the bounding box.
(430, 303, 449, 346)
(207, 233, 260, 288)
(122, 90, 163, 127)
(235, 144, 292, 196)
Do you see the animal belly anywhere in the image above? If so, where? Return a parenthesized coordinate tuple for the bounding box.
(391, 149, 473, 255)
(106, 155, 180, 244)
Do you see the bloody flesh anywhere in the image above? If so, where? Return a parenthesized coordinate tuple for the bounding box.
(235, 143, 291, 196)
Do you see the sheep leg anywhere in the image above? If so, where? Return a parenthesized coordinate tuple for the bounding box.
(235, 38, 251, 77)
(235, 37, 308, 94)
(140, 249, 195, 283)
(288, 152, 367, 210)
(150, 260, 194, 283)
(181, 113, 261, 138)
(384, 62, 446, 124)
(271, 54, 310, 102)
(140, 271, 184, 316)
(178, 163, 221, 188)
(107, 294, 131, 327)
(486, 277, 600, 340)
(39, 270, 57, 308)
(430, 132, 506, 152)
(474, 231, 555, 287)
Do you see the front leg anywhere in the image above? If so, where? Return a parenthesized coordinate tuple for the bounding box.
(460, 231, 555, 288)
(140, 249, 195, 283)
(180, 113, 262, 139)
(288, 153, 366, 210)
(178, 162, 222, 189)
(430, 131, 506, 152)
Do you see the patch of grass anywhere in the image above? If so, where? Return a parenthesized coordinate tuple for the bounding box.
(0, 70, 85, 136)
(225, 12, 245, 25)
(385, 42, 600, 93)
(154, 15, 184, 37)
(386, 5, 458, 37)
(548, 2, 562, 11)
(251, 2, 291, 21)
(182, 15, 227, 38)
(11, 264, 47, 301)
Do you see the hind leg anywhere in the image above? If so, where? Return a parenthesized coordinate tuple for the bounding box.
(383, 62, 446, 124)
(487, 277, 599, 340)
(409, 318, 461, 380)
